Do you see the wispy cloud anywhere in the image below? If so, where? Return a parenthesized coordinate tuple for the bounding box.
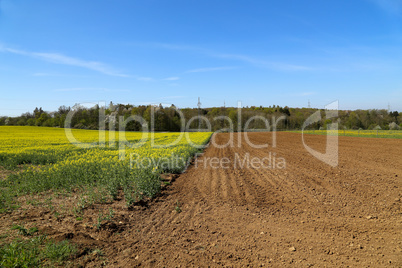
(370, 0, 402, 14)
(0, 45, 129, 77)
(159, 96, 186, 100)
(186, 66, 237, 73)
(168, 83, 179, 86)
(146, 43, 313, 72)
(146, 42, 208, 54)
(33, 72, 56, 77)
(54, 87, 130, 92)
(297, 92, 315, 96)
(135, 76, 153, 81)
(33, 71, 153, 81)
(215, 53, 313, 71)
(34, 52, 129, 77)
(163, 76, 180, 81)
(271, 62, 313, 71)
(286, 92, 316, 97)
(32, 72, 92, 78)
(214, 54, 266, 65)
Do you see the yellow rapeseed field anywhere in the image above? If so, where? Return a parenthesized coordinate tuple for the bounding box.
(0, 126, 212, 211)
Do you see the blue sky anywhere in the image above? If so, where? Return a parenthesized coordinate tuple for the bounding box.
(1, 0, 402, 116)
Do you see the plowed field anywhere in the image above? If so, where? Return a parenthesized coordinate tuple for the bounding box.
(2, 132, 401, 267)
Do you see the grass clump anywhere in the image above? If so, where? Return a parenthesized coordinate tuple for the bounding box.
(44, 240, 77, 264)
(11, 225, 38, 236)
(0, 236, 77, 267)
(175, 200, 182, 213)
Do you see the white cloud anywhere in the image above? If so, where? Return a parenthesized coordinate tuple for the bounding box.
(159, 96, 186, 100)
(186, 66, 237, 73)
(214, 54, 266, 65)
(144, 42, 313, 72)
(270, 62, 313, 71)
(0, 45, 129, 77)
(135, 76, 153, 81)
(33, 52, 127, 76)
(299, 92, 315, 96)
(370, 0, 402, 14)
(163, 76, 180, 81)
(32, 72, 54, 77)
(32, 72, 89, 77)
(287, 92, 316, 97)
(215, 53, 313, 71)
(54, 87, 129, 92)
(147, 42, 208, 53)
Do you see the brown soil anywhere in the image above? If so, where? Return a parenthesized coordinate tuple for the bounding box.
(0, 166, 16, 180)
(1, 132, 401, 267)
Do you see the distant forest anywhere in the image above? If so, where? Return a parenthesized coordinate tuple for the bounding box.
(1, 102, 401, 131)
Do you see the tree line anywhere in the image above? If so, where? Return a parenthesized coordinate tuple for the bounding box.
(1, 102, 401, 131)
